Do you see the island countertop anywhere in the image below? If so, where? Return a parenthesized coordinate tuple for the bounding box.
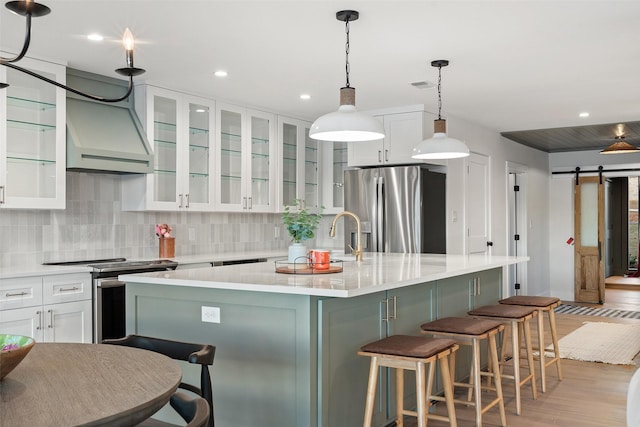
(120, 252, 529, 298)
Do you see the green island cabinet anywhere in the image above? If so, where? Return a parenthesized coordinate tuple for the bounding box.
(125, 267, 502, 427)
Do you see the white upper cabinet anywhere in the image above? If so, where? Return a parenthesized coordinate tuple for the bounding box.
(0, 56, 66, 209)
(122, 85, 215, 211)
(277, 116, 320, 211)
(215, 103, 276, 212)
(348, 109, 443, 167)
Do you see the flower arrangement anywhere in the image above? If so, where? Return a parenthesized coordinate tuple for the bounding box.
(155, 223, 172, 238)
(282, 199, 324, 243)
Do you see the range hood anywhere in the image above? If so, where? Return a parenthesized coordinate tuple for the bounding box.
(66, 69, 153, 174)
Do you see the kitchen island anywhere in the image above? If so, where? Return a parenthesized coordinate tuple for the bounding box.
(120, 253, 528, 427)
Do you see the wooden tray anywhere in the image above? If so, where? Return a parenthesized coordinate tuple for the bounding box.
(274, 260, 343, 274)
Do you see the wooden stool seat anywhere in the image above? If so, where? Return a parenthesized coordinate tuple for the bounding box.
(468, 305, 538, 415)
(421, 317, 507, 427)
(359, 335, 459, 427)
(499, 296, 563, 392)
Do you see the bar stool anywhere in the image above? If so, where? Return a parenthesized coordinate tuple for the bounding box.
(420, 317, 507, 427)
(358, 335, 459, 427)
(467, 305, 538, 415)
(499, 296, 563, 392)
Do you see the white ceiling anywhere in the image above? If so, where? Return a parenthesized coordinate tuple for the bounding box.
(3, 0, 640, 143)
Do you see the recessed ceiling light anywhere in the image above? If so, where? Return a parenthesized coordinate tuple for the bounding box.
(579, 112, 590, 118)
(300, 94, 311, 100)
(214, 70, 228, 77)
(87, 34, 104, 42)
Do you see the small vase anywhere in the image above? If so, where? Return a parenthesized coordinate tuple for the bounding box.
(159, 237, 175, 258)
(288, 242, 308, 266)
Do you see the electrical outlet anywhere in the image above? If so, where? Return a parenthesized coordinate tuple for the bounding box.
(201, 306, 220, 323)
(189, 227, 196, 241)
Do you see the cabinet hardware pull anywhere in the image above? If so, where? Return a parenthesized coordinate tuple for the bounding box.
(36, 310, 42, 330)
(185, 193, 190, 208)
(178, 194, 184, 208)
(378, 150, 382, 163)
(0, 185, 4, 204)
(248, 196, 252, 209)
(242, 197, 247, 209)
(5, 291, 28, 297)
(390, 295, 397, 320)
(48, 309, 53, 328)
(59, 286, 79, 292)
(476, 278, 481, 296)
(381, 298, 390, 322)
(384, 149, 389, 162)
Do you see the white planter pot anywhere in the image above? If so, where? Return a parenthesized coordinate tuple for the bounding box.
(288, 243, 308, 264)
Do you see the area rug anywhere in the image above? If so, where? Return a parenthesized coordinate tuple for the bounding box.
(550, 321, 640, 365)
(555, 303, 640, 319)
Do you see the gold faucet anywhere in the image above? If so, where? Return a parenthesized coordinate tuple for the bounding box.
(329, 211, 363, 262)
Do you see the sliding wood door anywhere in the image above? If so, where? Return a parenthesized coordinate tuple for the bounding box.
(574, 176, 605, 303)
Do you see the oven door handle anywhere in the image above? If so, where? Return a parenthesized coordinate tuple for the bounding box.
(97, 280, 125, 289)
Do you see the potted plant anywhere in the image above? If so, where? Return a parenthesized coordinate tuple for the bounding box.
(282, 199, 323, 264)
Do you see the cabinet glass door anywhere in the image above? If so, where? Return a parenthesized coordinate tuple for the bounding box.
(281, 123, 298, 207)
(153, 95, 178, 202)
(5, 67, 58, 200)
(333, 141, 347, 208)
(251, 116, 271, 207)
(220, 109, 243, 205)
(304, 127, 319, 208)
(188, 102, 211, 204)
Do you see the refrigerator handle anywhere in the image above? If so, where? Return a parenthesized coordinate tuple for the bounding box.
(377, 176, 384, 252)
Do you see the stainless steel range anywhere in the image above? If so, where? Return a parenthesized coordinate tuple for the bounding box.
(44, 258, 178, 342)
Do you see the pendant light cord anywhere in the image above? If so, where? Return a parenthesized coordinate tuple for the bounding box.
(436, 64, 442, 120)
(344, 17, 351, 88)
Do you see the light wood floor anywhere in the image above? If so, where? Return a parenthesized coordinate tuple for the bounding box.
(402, 288, 640, 427)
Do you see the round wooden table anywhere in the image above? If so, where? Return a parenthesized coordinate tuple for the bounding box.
(0, 342, 182, 426)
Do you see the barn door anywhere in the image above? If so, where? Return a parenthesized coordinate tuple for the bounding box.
(574, 176, 605, 303)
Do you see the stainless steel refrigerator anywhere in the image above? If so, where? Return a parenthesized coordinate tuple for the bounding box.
(343, 166, 446, 254)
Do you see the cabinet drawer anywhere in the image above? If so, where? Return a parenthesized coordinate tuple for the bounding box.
(43, 273, 92, 304)
(0, 277, 43, 310)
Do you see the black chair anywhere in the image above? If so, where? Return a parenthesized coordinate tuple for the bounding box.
(169, 392, 210, 427)
(103, 335, 215, 427)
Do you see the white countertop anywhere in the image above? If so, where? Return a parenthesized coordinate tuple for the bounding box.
(120, 253, 530, 298)
(0, 250, 288, 279)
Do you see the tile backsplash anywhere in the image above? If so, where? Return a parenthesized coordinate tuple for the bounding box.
(0, 172, 342, 268)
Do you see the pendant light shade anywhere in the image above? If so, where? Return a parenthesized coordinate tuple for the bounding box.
(412, 60, 469, 160)
(600, 135, 640, 154)
(309, 10, 384, 142)
(310, 87, 385, 142)
(412, 120, 470, 159)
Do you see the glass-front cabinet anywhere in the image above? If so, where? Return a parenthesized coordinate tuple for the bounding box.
(277, 116, 319, 210)
(215, 103, 275, 212)
(123, 85, 215, 211)
(0, 56, 66, 209)
(320, 141, 348, 214)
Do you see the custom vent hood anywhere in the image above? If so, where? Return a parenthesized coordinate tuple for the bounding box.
(66, 68, 153, 174)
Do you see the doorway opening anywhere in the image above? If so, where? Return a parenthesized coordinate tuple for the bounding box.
(604, 176, 640, 291)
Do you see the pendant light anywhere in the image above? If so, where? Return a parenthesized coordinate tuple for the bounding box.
(600, 125, 639, 154)
(309, 10, 384, 142)
(0, 0, 145, 102)
(412, 60, 469, 159)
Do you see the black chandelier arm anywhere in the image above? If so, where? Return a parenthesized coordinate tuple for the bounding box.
(0, 13, 32, 64)
(2, 62, 134, 103)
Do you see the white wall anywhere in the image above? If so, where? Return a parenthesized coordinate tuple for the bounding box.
(447, 112, 551, 296)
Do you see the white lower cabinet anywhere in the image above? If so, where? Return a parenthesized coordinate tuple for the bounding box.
(0, 273, 92, 343)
